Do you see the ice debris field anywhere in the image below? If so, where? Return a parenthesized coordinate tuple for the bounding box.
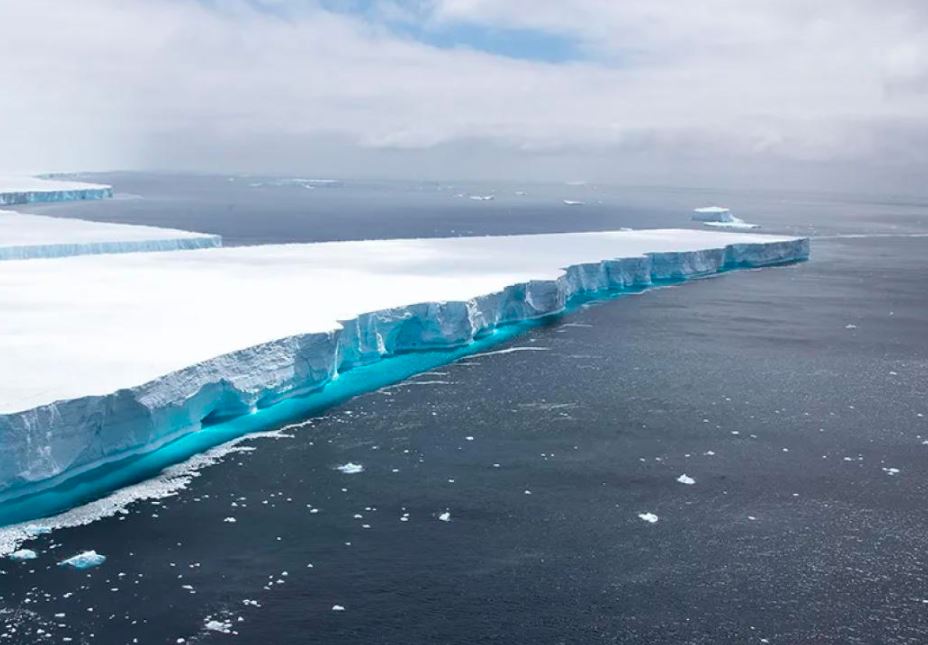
(0, 177, 809, 536)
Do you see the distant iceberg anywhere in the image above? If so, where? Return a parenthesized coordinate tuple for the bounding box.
(0, 176, 113, 206)
(0, 211, 221, 261)
(692, 206, 759, 230)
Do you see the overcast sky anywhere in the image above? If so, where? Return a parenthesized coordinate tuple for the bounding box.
(2, 0, 927, 192)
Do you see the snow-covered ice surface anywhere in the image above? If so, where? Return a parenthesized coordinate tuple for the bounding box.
(0, 211, 221, 260)
(0, 176, 113, 206)
(0, 229, 807, 503)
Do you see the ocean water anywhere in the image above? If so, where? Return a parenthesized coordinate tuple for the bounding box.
(4, 175, 928, 643)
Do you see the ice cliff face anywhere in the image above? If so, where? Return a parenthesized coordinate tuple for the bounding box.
(0, 186, 113, 206)
(0, 235, 222, 261)
(0, 237, 808, 502)
(0, 211, 223, 260)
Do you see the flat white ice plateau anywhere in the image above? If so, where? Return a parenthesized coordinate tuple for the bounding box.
(0, 229, 807, 497)
(0, 211, 222, 260)
(0, 176, 113, 206)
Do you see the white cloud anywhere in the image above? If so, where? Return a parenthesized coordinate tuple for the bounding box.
(1, 0, 927, 189)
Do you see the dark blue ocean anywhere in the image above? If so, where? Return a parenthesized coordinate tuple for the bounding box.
(4, 174, 928, 644)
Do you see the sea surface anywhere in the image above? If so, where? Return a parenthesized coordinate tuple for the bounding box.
(4, 174, 928, 643)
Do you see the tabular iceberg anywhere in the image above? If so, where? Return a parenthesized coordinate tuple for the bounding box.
(0, 176, 113, 206)
(0, 229, 808, 505)
(0, 211, 222, 260)
(692, 206, 759, 230)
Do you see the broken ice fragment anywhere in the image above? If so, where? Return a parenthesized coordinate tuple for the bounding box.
(59, 550, 106, 570)
(9, 549, 37, 561)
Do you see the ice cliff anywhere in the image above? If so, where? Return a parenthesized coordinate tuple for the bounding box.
(0, 211, 222, 260)
(0, 177, 113, 206)
(0, 231, 809, 503)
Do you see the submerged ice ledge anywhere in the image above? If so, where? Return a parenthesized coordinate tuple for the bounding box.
(0, 231, 809, 503)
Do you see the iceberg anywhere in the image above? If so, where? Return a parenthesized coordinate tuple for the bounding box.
(0, 211, 222, 260)
(0, 229, 808, 516)
(691, 206, 759, 230)
(0, 176, 113, 206)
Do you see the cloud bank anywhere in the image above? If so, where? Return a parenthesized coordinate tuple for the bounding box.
(1, 0, 927, 191)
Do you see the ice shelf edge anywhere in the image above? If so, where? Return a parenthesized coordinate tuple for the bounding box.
(0, 187, 114, 206)
(0, 237, 809, 500)
(0, 235, 223, 261)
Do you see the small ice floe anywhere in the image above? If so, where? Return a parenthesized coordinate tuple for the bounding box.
(563, 200, 585, 206)
(336, 463, 364, 474)
(204, 618, 233, 634)
(882, 467, 901, 476)
(676, 474, 696, 485)
(465, 436, 475, 441)
(468, 194, 494, 201)
(438, 512, 451, 522)
(331, 605, 346, 612)
(223, 517, 237, 523)
(59, 550, 106, 570)
(9, 549, 37, 561)
(845, 324, 857, 330)
(638, 512, 659, 524)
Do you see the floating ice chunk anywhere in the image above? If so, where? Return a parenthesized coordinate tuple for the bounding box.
(638, 512, 659, 523)
(9, 548, 37, 561)
(59, 550, 106, 570)
(332, 605, 346, 612)
(845, 324, 857, 329)
(468, 195, 494, 201)
(336, 463, 364, 474)
(563, 200, 585, 206)
(223, 517, 237, 523)
(676, 474, 696, 485)
(438, 512, 451, 522)
(882, 467, 900, 476)
(204, 619, 232, 634)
